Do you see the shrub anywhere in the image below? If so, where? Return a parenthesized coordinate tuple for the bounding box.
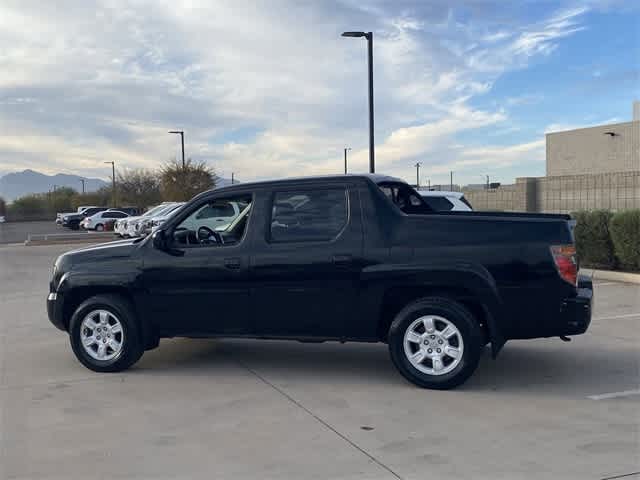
(609, 210, 640, 271)
(572, 210, 616, 269)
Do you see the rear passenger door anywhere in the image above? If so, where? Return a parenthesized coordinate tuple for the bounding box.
(250, 184, 363, 339)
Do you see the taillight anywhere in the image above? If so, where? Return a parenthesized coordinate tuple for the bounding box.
(550, 245, 578, 286)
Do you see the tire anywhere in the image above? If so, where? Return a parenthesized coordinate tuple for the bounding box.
(95, 224, 104, 231)
(388, 296, 483, 390)
(69, 294, 144, 372)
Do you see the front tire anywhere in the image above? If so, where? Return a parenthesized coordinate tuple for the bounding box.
(388, 297, 483, 389)
(95, 224, 104, 231)
(69, 294, 144, 372)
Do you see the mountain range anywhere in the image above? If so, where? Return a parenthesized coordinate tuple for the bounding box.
(0, 169, 237, 202)
(0, 170, 108, 202)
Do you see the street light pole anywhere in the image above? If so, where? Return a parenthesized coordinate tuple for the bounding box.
(104, 161, 116, 207)
(450, 171, 454, 191)
(415, 162, 421, 189)
(344, 147, 351, 174)
(169, 130, 185, 169)
(79, 179, 85, 194)
(342, 31, 375, 173)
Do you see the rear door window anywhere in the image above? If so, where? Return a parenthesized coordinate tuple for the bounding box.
(422, 196, 454, 211)
(270, 188, 348, 243)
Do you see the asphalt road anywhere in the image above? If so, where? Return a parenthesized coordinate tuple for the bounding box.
(0, 221, 89, 244)
(1, 243, 638, 480)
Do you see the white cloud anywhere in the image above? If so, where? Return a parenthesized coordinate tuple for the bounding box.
(0, 0, 589, 185)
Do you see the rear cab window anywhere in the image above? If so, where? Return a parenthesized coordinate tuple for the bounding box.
(269, 188, 348, 243)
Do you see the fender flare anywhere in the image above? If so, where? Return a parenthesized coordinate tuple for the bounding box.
(363, 261, 506, 356)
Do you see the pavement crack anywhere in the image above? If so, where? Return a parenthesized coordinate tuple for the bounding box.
(600, 473, 640, 480)
(232, 357, 404, 480)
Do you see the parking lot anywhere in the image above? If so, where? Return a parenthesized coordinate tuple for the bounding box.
(0, 243, 638, 480)
(0, 221, 89, 245)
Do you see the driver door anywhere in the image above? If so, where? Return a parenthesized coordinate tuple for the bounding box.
(142, 192, 254, 337)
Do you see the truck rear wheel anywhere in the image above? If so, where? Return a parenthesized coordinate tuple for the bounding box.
(69, 294, 144, 372)
(388, 297, 483, 389)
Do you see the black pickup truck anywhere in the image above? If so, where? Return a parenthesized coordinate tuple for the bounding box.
(47, 174, 592, 389)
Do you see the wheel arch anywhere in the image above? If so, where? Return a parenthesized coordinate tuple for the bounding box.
(374, 266, 506, 357)
(61, 285, 158, 350)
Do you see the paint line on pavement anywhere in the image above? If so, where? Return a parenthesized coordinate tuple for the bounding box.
(588, 389, 640, 401)
(594, 313, 640, 321)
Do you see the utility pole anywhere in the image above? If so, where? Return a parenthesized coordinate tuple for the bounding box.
(485, 175, 490, 190)
(79, 179, 85, 194)
(415, 162, 421, 189)
(427, 178, 431, 190)
(450, 171, 453, 191)
(341, 31, 375, 173)
(231, 172, 235, 184)
(169, 130, 185, 169)
(344, 147, 351, 174)
(104, 161, 116, 207)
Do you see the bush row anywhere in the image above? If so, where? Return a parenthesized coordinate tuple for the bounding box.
(573, 209, 640, 271)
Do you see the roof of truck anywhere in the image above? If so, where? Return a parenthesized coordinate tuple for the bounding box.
(205, 174, 404, 195)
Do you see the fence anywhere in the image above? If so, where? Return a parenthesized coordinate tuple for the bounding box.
(462, 171, 640, 213)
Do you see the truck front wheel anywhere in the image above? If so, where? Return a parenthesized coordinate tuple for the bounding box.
(69, 294, 144, 372)
(388, 297, 483, 389)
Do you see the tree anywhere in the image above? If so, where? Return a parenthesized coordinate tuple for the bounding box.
(71, 186, 113, 210)
(116, 168, 162, 208)
(160, 159, 217, 202)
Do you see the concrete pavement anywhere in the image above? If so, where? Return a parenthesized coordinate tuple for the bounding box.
(1, 243, 638, 480)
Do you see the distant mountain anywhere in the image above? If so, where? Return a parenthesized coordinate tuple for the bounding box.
(0, 169, 108, 201)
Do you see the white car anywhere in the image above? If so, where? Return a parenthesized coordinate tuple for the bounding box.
(81, 210, 129, 231)
(419, 191, 473, 212)
(114, 203, 172, 238)
(178, 200, 245, 233)
(138, 202, 185, 236)
(126, 203, 183, 238)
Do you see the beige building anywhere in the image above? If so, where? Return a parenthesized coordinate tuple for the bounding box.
(546, 119, 640, 176)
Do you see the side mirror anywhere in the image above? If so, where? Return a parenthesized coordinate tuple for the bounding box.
(152, 230, 166, 250)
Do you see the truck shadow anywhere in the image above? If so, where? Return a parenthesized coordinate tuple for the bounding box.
(138, 337, 636, 395)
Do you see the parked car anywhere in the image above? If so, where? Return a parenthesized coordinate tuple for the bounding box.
(111, 206, 141, 217)
(47, 174, 592, 389)
(0, 216, 5, 223)
(80, 210, 129, 231)
(61, 207, 108, 230)
(139, 202, 186, 236)
(419, 190, 473, 211)
(154, 200, 243, 236)
(114, 203, 172, 238)
(125, 203, 183, 238)
(56, 206, 97, 225)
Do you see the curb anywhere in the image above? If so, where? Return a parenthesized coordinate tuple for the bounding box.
(580, 268, 640, 285)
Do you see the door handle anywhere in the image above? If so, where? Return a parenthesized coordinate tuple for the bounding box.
(332, 254, 352, 265)
(224, 257, 241, 269)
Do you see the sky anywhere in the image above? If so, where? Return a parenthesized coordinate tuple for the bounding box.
(0, 0, 639, 187)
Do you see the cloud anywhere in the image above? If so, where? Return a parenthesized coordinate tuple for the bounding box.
(0, 0, 590, 185)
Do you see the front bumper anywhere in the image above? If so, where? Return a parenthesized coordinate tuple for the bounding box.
(557, 275, 593, 336)
(47, 292, 67, 331)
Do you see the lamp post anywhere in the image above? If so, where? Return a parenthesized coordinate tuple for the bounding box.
(344, 147, 351, 174)
(169, 130, 185, 169)
(341, 31, 374, 173)
(79, 178, 85, 194)
(415, 162, 421, 189)
(104, 161, 116, 207)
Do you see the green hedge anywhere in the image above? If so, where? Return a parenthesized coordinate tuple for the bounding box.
(572, 210, 616, 269)
(609, 210, 640, 271)
(572, 209, 640, 272)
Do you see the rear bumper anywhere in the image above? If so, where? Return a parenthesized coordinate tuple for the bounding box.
(556, 275, 593, 336)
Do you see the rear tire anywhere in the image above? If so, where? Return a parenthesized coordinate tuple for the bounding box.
(95, 224, 104, 231)
(388, 296, 483, 389)
(69, 294, 144, 372)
